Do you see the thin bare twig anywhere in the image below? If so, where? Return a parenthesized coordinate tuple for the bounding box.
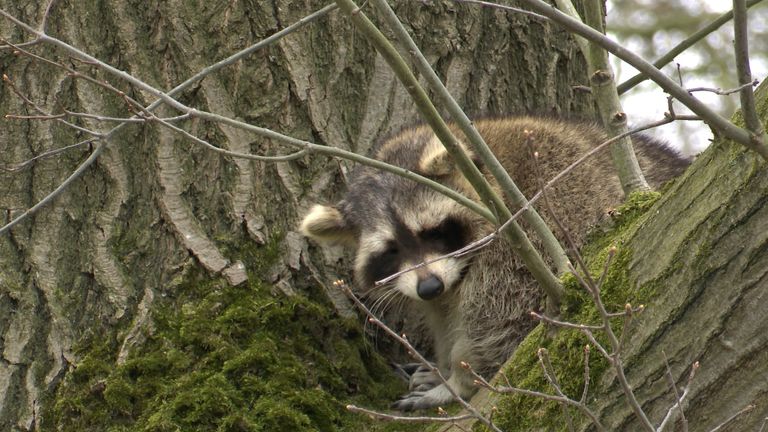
(580, 345, 591, 405)
(148, 113, 310, 162)
(617, 303, 634, 353)
(606, 305, 644, 318)
(334, 280, 503, 432)
(530, 312, 603, 331)
(451, 0, 548, 20)
(687, 80, 759, 96)
(757, 416, 768, 432)
(346, 405, 474, 422)
(2, 73, 103, 138)
(658, 351, 688, 432)
(595, 246, 617, 293)
(5, 111, 189, 124)
(39, 0, 58, 32)
(512, 0, 768, 158)
(708, 404, 755, 432)
(487, 382, 607, 431)
(1, 138, 99, 172)
(579, 328, 611, 360)
(664, 96, 701, 123)
(374, 233, 494, 286)
(2, 38, 149, 113)
(538, 349, 576, 432)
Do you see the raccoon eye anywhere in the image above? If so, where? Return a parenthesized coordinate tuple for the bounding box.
(382, 243, 399, 257)
(419, 218, 468, 252)
(364, 241, 401, 286)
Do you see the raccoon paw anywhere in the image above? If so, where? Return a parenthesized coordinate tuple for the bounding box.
(408, 365, 441, 392)
(393, 362, 441, 391)
(391, 384, 455, 411)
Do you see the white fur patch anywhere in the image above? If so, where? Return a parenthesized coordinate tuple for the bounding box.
(394, 265, 420, 300)
(354, 227, 395, 279)
(399, 197, 461, 236)
(418, 136, 450, 175)
(418, 135, 475, 176)
(300, 205, 353, 245)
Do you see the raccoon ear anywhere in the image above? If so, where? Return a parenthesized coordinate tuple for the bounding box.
(418, 138, 480, 176)
(300, 204, 356, 245)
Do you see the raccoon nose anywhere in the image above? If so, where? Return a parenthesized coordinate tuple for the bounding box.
(417, 275, 444, 300)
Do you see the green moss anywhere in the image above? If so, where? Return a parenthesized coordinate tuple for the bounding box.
(48, 235, 408, 431)
(484, 192, 664, 432)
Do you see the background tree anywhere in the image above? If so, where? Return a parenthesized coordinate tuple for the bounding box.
(0, 0, 593, 430)
(609, 0, 768, 154)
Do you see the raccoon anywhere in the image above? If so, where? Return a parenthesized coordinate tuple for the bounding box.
(300, 116, 689, 410)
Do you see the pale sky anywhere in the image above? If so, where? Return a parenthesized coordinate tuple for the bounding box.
(607, 1, 766, 155)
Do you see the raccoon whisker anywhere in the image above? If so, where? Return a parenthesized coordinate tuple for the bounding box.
(362, 282, 395, 303)
(369, 289, 394, 314)
(366, 288, 404, 341)
(365, 291, 390, 335)
(370, 287, 402, 317)
(366, 284, 395, 312)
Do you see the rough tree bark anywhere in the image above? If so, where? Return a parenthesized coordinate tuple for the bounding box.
(589, 83, 768, 431)
(0, 1, 591, 430)
(456, 92, 768, 432)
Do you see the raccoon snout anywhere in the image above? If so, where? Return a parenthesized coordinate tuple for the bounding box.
(416, 275, 444, 300)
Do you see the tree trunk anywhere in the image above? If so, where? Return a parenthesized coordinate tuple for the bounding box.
(469, 89, 768, 432)
(0, 1, 590, 430)
(590, 82, 768, 431)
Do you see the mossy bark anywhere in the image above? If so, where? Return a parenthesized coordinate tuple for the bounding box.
(588, 81, 768, 431)
(465, 86, 768, 431)
(0, 1, 590, 430)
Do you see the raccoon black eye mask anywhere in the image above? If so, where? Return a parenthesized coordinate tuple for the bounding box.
(301, 116, 689, 410)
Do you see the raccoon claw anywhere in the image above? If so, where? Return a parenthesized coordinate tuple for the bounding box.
(409, 365, 441, 391)
(393, 362, 441, 391)
(391, 391, 427, 411)
(398, 362, 423, 375)
(391, 384, 455, 411)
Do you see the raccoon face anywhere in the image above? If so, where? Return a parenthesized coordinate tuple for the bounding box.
(301, 127, 481, 301)
(301, 192, 476, 301)
(357, 212, 471, 300)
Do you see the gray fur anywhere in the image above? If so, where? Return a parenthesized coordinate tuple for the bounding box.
(301, 117, 690, 410)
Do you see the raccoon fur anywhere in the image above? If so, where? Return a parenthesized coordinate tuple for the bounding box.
(300, 116, 689, 410)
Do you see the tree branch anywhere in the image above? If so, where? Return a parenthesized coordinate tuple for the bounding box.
(1, 4, 408, 235)
(333, 0, 564, 305)
(732, 0, 765, 141)
(383, 0, 570, 275)
(580, 0, 650, 194)
(510, 0, 768, 158)
(617, 0, 766, 94)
